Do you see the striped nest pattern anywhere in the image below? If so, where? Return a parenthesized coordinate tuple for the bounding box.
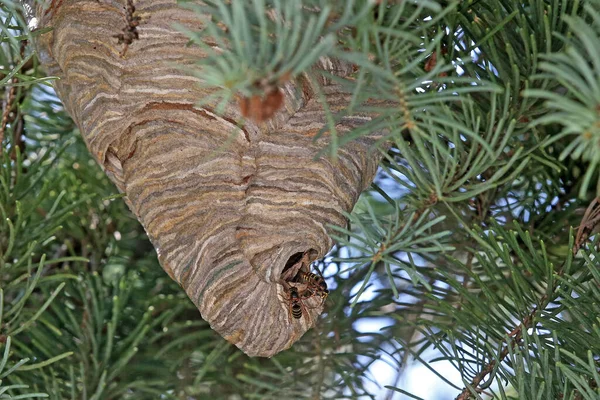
(34, 0, 383, 357)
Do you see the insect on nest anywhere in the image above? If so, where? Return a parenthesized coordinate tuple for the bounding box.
(280, 250, 329, 325)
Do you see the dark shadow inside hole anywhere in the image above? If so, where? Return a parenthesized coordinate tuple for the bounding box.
(282, 252, 304, 276)
(280, 249, 318, 282)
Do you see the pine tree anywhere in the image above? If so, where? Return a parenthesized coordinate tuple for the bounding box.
(1, 0, 599, 399)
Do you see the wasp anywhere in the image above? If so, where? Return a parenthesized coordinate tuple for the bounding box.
(288, 286, 303, 320)
(296, 271, 329, 301)
(286, 285, 323, 322)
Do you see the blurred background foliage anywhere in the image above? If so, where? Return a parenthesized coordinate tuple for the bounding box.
(1, 0, 600, 399)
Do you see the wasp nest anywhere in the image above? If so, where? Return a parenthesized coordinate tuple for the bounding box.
(34, 0, 383, 356)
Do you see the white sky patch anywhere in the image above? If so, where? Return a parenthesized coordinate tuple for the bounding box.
(397, 358, 463, 400)
(28, 17, 38, 30)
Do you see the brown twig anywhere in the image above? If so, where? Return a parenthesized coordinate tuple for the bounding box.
(574, 197, 600, 255)
(1, 40, 28, 157)
(0, 81, 17, 154)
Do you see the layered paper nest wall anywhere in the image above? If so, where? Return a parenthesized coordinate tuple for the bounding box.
(34, 0, 383, 356)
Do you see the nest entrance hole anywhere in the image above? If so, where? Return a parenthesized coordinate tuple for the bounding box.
(280, 249, 318, 283)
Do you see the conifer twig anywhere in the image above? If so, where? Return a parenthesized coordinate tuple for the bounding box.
(1, 40, 27, 157)
(574, 197, 600, 254)
(456, 197, 600, 399)
(0, 76, 17, 155)
(455, 304, 541, 400)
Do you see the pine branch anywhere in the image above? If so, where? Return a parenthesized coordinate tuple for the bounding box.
(2, 0, 599, 398)
(456, 296, 543, 399)
(0, 28, 27, 157)
(457, 196, 600, 399)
